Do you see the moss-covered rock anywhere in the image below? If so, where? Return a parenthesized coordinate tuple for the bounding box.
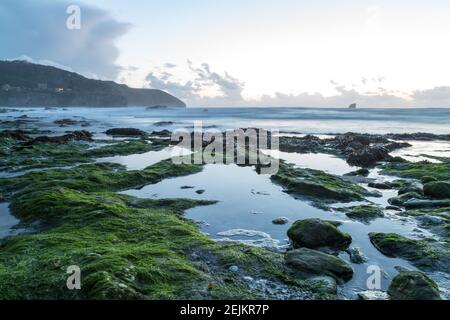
(285, 248, 353, 283)
(388, 271, 441, 300)
(369, 233, 450, 272)
(381, 162, 450, 181)
(287, 218, 352, 250)
(271, 162, 379, 207)
(423, 181, 450, 199)
(340, 205, 384, 223)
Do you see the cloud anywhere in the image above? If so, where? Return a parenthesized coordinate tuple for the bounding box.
(146, 62, 245, 106)
(145, 62, 450, 108)
(0, 0, 130, 79)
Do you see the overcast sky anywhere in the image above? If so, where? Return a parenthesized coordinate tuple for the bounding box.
(2, 0, 450, 107)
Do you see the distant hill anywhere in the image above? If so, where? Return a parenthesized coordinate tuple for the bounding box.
(0, 60, 186, 108)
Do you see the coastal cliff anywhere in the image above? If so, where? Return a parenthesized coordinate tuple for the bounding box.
(0, 60, 186, 108)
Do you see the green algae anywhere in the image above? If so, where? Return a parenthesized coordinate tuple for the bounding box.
(369, 232, 450, 272)
(381, 161, 450, 182)
(338, 205, 384, 223)
(271, 162, 379, 208)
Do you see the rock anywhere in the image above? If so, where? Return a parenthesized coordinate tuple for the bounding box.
(195, 190, 205, 194)
(388, 271, 441, 300)
(415, 215, 445, 224)
(343, 205, 384, 223)
(271, 162, 379, 204)
(423, 181, 450, 199)
(287, 218, 351, 250)
(152, 129, 172, 137)
(54, 118, 89, 126)
(357, 290, 390, 300)
(346, 247, 367, 264)
(404, 199, 450, 209)
(347, 145, 392, 167)
(344, 168, 370, 177)
(228, 265, 239, 273)
(398, 185, 423, 195)
(309, 276, 337, 294)
(0, 130, 32, 141)
(153, 121, 174, 127)
(368, 182, 392, 190)
(105, 128, 147, 137)
(388, 192, 423, 206)
(369, 232, 450, 272)
(180, 186, 195, 189)
(23, 130, 93, 145)
(421, 176, 437, 184)
(285, 248, 353, 283)
(386, 205, 402, 211)
(272, 217, 290, 225)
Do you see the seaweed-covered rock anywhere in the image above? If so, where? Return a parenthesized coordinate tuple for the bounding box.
(344, 168, 370, 177)
(421, 176, 437, 184)
(368, 182, 392, 190)
(285, 248, 353, 283)
(272, 217, 290, 225)
(388, 271, 441, 300)
(23, 130, 93, 145)
(271, 162, 379, 205)
(341, 205, 384, 223)
(105, 128, 147, 137)
(369, 233, 450, 272)
(404, 199, 450, 209)
(388, 192, 423, 206)
(423, 181, 450, 199)
(287, 218, 351, 250)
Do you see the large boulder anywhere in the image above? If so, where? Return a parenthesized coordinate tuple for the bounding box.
(285, 248, 353, 283)
(388, 271, 441, 300)
(423, 181, 450, 199)
(287, 218, 352, 250)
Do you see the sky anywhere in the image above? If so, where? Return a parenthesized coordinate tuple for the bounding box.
(1, 0, 450, 107)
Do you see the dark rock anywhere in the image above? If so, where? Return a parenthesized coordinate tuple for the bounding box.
(153, 121, 174, 127)
(423, 181, 450, 199)
(344, 168, 370, 177)
(0, 130, 32, 141)
(386, 205, 402, 211)
(195, 190, 205, 194)
(287, 218, 351, 250)
(404, 199, 450, 209)
(285, 248, 354, 283)
(23, 130, 93, 145)
(368, 182, 392, 190)
(388, 271, 441, 300)
(421, 176, 438, 184)
(105, 128, 147, 137)
(272, 217, 290, 225)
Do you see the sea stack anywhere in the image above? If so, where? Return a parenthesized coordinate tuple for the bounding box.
(348, 103, 357, 109)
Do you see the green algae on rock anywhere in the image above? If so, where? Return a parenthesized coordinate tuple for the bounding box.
(285, 248, 354, 284)
(339, 205, 384, 223)
(287, 218, 352, 250)
(388, 271, 441, 300)
(381, 161, 450, 182)
(423, 181, 450, 199)
(369, 232, 450, 272)
(271, 162, 380, 208)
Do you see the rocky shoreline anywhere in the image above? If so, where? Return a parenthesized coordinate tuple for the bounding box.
(0, 114, 449, 300)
